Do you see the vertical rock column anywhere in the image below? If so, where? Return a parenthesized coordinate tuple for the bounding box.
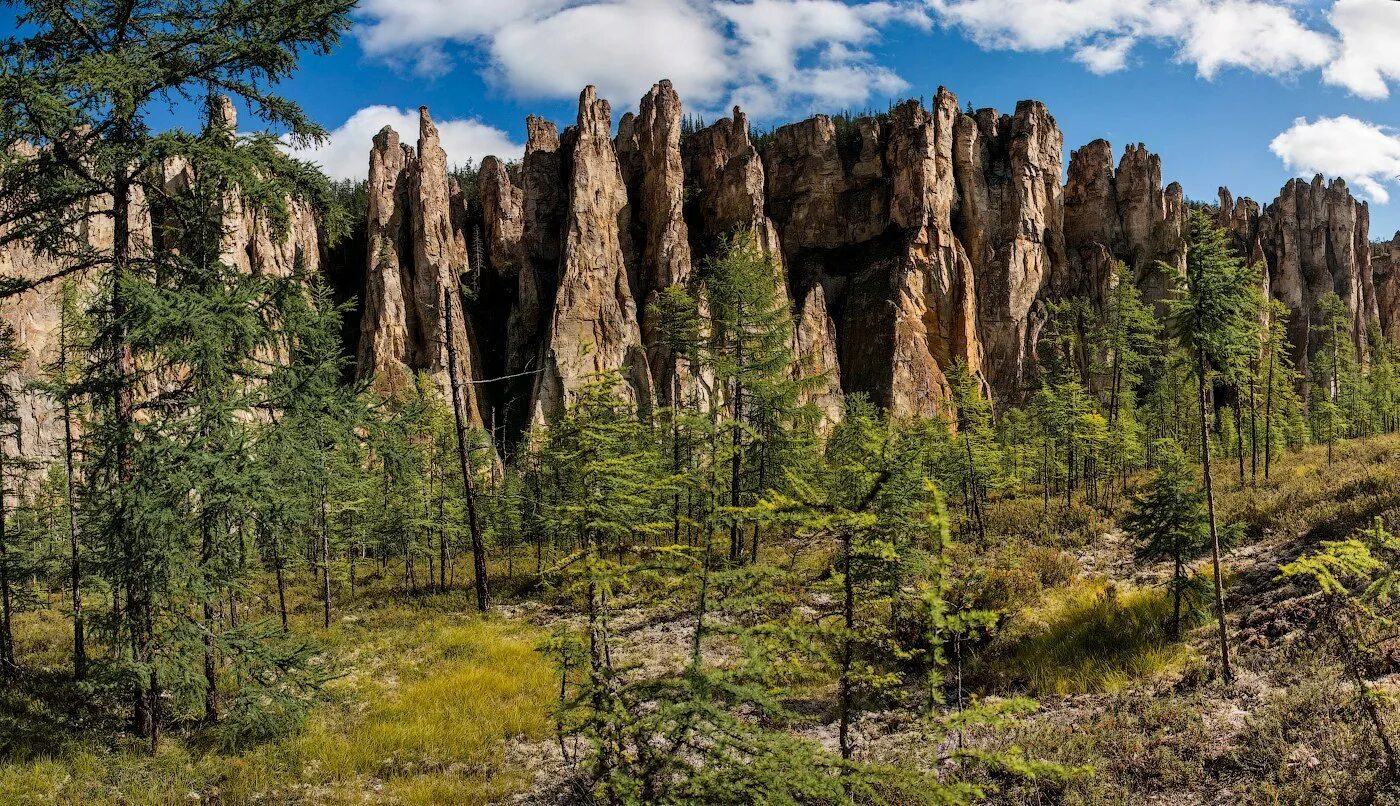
(357, 126, 417, 393)
(632, 80, 696, 406)
(532, 86, 652, 422)
(952, 98, 1065, 399)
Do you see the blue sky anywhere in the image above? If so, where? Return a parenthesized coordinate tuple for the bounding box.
(19, 1, 1400, 237)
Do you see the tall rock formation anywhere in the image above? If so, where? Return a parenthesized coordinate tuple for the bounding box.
(683, 105, 782, 256)
(355, 108, 485, 424)
(330, 80, 1390, 441)
(952, 99, 1064, 398)
(0, 99, 320, 483)
(1062, 140, 1185, 310)
(1374, 232, 1400, 343)
(358, 125, 416, 391)
(532, 87, 652, 422)
(629, 80, 695, 404)
(1219, 176, 1376, 376)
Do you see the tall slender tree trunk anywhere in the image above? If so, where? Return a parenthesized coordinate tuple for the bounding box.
(1265, 350, 1275, 481)
(111, 144, 151, 745)
(59, 306, 85, 681)
(201, 516, 218, 724)
(319, 482, 331, 629)
(839, 528, 855, 762)
(442, 286, 489, 612)
(1249, 377, 1258, 484)
(0, 448, 13, 684)
(272, 530, 288, 632)
(1198, 350, 1233, 684)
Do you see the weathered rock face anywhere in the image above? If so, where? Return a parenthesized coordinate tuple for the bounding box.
(1220, 176, 1376, 375)
(531, 86, 652, 422)
(683, 106, 781, 256)
(0, 100, 320, 483)
(357, 125, 416, 391)
(1374, 233, 1400, 344)
(630, 80, 695, 405)
(355, 108, 486, 424)
(952, 99, 1064, 399)
(1062, 140, 1185, 310)
(794, 283, 843, 428)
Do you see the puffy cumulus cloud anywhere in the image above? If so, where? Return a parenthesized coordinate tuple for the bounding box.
(1324, 0, 1400, 100)
(926, 0, 1333, 80)
(1270, 115, 1400, 204)
(354, 0, 927, 119)
(488, 0, 730, 105)
(286, 105, 522, 181)
(353, 0, 1400, 116)
(1073, 37, 1134, 74)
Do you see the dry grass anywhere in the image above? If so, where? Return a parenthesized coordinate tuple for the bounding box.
(0, 587, 554, 805)
(978, 578, 1199, 697)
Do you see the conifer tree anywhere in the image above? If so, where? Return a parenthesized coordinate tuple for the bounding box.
(699, 233, 802, 564)
(0, 0, 353, 744)
(0, 322, 27, 683)
(1124, 440, 1214, 637)
(1165, 209, 1261, 685)
(1278, 517, 1400, 778)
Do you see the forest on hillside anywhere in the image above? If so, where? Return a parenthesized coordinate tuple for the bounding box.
(1, 2, 1400, 805)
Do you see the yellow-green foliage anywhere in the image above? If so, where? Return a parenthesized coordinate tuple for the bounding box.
(0, 593, 554, 805)
(979, 578, 1195, 696)
(1222, 435, 1400, 541)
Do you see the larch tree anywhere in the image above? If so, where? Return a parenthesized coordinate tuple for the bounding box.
(1164, 209, 1262, 685)
(0, 0, 353, 743)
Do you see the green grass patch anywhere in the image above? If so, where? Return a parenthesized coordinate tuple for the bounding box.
(978, 578, 1197, 697)
(0, 592, 554, 805)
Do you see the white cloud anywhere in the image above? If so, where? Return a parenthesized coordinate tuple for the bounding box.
(1270, 115, 1400, 204)
(927, 0, 1333, 80)
(1073, 37, 1134, 74)
(488, 0, 730, 105)
(355, 0, 927, 119)
(287, 106, 523, 181)
(1324, 0, 1400, 100)
(1178, 0, 1333, 79)
(352, 0, 1400, 117)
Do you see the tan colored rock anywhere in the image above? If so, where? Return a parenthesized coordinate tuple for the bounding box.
(952, 99, 1064, 399)
(480, 156, 525, 280)
(1260, 175, 1376, 372)
(632, 80, 696, 405)
(356, 125, 416, 392)
(533, 87, 651, 422)
(1061, 139, 1122, 302)
(763, 115, 887, 252)
(1373, 232, 1400, 344)
(684, 106, 782, 257)
(354, 109, 486, 425)
(794, 282, 843, 428)
(1062, 140, 1185, 310)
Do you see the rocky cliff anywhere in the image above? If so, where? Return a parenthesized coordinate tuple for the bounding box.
(0, 101, 320, 479)
(4, 81, 1392, 465)
(1218, 177, 1378, 376)
(352, 81, 1398, 444)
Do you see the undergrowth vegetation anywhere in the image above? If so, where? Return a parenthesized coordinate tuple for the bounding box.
(0, 581, 553, 805)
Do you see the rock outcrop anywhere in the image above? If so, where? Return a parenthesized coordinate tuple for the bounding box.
(355, 108, 486, 424)
(629, 80, 695, 405)
(11, 80, 1392, 468)
(952, 99, 1064, 399)
(1374, 233, 1400, 343)
(531, 87, 652, 423)
(1219, 176, 1376, 375)
(346, 81, 1396, 440)
(0, 99, 320, 484)
(1062, 140, 1185, 310)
